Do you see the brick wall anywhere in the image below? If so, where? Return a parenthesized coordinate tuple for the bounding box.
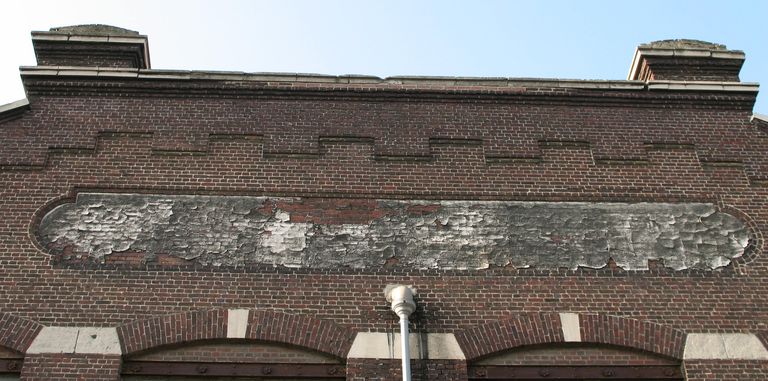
(0, 90, 765, 332)
(2, 38, 768, 379)
(20, 354, 120, 381)
(683, 360, 768, 380)
(346, 359, 467, 381)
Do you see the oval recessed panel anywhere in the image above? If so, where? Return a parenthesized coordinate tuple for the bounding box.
(37, 193, 751, 270)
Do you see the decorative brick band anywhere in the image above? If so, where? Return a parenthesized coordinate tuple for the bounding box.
(5, 130, 764, 180)
(455, 313, 686, 360)
(0, 313, 44, 353)
(117, 309, 355, 359)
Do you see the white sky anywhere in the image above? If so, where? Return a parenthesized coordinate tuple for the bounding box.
(1, 0, 766, 112)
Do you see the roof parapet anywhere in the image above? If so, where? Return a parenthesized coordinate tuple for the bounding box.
(18, 66, 758, 94)
(32, 24, 150, 69)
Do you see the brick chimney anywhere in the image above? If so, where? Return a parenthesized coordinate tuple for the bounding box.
(32, 24, 150, 69)
(628, 39, 744, 82)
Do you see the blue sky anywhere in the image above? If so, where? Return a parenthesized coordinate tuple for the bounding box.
(1, 0, 766, 112)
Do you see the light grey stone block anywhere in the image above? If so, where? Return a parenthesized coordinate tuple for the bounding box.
(74, 327, 121, 355)
(559, 313, 581, 342)
(227, 309, 249, 339)
(684, 333, 768, 360)
(347, 332, 464, 359)
(27, 327, 79, 354)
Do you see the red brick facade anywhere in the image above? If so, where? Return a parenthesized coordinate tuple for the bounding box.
(1, 27, 767, 379)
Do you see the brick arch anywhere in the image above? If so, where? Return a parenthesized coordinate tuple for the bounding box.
(27, 189, 78, 257)
(454, 313, 685, 361)
(578, 314, 686, 359)
(718, 202, 763, 266)
(246, 310, 355, 359)
(757, 330, 768, 348)
(0, 313, 44, 353)
(117, 309, 355, 359)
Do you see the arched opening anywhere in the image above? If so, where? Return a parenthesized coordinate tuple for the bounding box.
(467, 343, 683, 380)
(0, 345, 22, 381)
(121, 339, 345, 380)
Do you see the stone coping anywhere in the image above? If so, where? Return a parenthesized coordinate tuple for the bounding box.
(32, 32, 148, 45)
(18, 66, 759, 93)
(752, 113, 768, 123)
(0, 98, 29, 115)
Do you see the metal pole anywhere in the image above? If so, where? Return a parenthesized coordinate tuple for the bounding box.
(399, 315, 411, 381)
(385, 285, 416, 381)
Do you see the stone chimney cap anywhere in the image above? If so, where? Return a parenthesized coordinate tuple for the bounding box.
(48, 24, 140, 36)
(639, 39, 728, 51)
(628, 39, 744, 82)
